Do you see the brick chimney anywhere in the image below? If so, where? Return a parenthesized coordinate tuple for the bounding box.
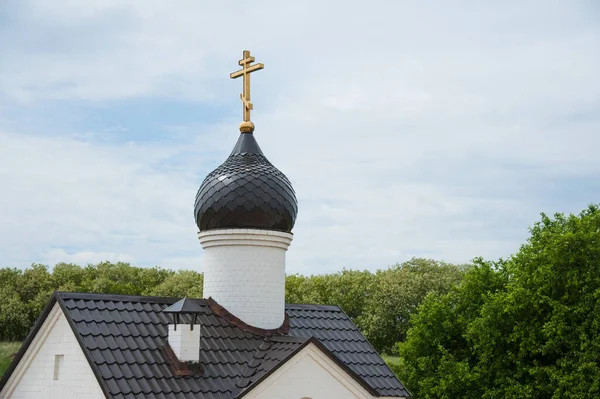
(162, 298, 202, 362)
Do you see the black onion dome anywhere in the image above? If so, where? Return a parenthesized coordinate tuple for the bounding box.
(194, 133, 298, 232)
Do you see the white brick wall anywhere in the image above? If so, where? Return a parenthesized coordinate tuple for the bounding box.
(198, 229, 293, 330)
(243, 343, 406, 399)
(168, 324, 201, 362)
(1, 303, 105, 399)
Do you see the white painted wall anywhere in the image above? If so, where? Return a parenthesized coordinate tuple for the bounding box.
(199, 228, 293, 330)
(167, 324, 201, 362)
(243, 343, 408, 399)
(1, 303, 105, 399)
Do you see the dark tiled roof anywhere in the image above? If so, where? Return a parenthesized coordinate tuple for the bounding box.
(194, 132, 298, 233)
(1, 292, 410, 398)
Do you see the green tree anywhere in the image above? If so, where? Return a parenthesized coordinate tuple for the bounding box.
(328, 269, 376, 320)
(360, 258, 465, 353)
(146, 270, 203, 297)
(286, 270, 376, 320)
(285, 273, 312, 304)
(15, 264, 53, 304)
(399, 259, 507, 398)
(138, 267, 174, 293)
(400, 205, 600, 398)
(81, 262, 168, 295)
(52, 263, 88, 291)
(0, 287, 30, 341)
(0, 262, 197, 340)
(0, 268, 21, 290)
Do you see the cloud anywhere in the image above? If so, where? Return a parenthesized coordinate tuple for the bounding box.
(0, 1, 599, 274)
(42, 249, 135, 266)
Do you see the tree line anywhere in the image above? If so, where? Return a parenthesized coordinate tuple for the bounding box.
(0, 257, 465, 354)
(1, 205, 599, 398)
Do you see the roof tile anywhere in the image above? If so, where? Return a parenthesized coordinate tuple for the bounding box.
(55, 292, 409, 398)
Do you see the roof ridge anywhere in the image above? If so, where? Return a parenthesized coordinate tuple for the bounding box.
(284, 303, 343, 311)
(57, 292, 207, 304)
(58, 292, 342, 312)
(266, 336, 309, 343)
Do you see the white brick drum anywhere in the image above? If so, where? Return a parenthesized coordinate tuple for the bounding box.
(198, 228, 293, 330)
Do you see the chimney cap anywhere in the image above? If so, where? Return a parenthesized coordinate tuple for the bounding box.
(163, 298, 203, 314)
(163, 298, 203, 327)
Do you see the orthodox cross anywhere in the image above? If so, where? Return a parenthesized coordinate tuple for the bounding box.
(230, 50, 264, 130)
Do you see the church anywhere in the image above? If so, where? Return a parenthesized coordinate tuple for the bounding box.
(0, 51, 411, 399)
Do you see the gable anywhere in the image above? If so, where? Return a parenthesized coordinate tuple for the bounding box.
(241, 343, 406, 399)
(1, 303, 105, 399)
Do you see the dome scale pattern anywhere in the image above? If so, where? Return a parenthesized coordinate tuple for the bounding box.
(194, 133, 298, 232)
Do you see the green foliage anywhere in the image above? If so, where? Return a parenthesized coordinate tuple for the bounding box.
(0, 342, 21, 377)
(400, 205, 600, 398)
(399, 259, 507, 398)
(53, 263, 88, 291)
(285, 259, 466, 353)
(285, 269, 377, 320)
(382, 355, 406, 379)
(0, 258, 465, 354)
(0, 262, 176, 342)
(359, 259, 466, 353)
(0, 287, 32, 342)
(146, 270, 204, 297)
(83, 262, 172, 295)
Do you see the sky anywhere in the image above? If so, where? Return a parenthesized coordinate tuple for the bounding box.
(1, 1, 599, 274)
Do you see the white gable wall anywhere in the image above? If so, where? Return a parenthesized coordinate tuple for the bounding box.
(1, 303, 105, 399)
(243, 343, 407, 399)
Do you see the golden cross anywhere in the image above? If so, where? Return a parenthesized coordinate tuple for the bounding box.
(230, 50, 264, 125)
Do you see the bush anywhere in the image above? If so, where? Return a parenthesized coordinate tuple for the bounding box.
(400, 205, 600, 398)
